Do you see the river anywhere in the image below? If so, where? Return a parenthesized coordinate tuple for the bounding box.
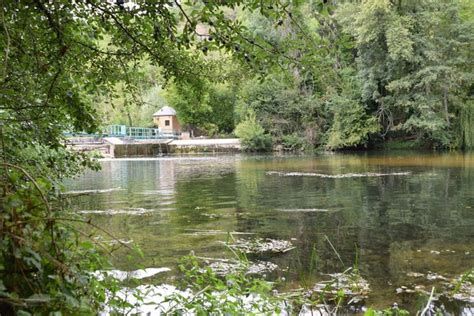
(65, 151, 474, 312)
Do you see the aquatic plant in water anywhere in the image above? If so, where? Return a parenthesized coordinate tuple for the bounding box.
(266, 171, 411, 178)
(224, 238, 295, 254)
(450, 269, 474, 304)
(201, 258, 278, 276)
(312, 268, 371, 304)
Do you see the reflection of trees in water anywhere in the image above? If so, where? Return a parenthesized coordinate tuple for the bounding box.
(355, 167, 474, 302)
(231, 157, 473, 290)
(64, 154, 474, 299)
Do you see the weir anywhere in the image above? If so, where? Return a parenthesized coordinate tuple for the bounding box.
(66, 136, 241, 157)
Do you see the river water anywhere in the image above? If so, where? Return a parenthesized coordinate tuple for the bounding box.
(65, 151, 474, 312)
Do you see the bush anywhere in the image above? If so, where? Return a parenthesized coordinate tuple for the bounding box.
(281, 133, 309, 151)
(167, 255, 285, 315)
(325, 95, 379, 150)
(234, 111, 272, 152)
(0, 165, 130, 314)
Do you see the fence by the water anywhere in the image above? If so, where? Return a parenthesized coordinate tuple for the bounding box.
(65, 125, 180, 140)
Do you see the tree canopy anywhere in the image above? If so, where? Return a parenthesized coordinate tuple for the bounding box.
(91, 0, 474, 150)
(0, 0, 473, 313)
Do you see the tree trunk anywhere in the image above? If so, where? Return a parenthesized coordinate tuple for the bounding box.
(127, 111, 133, 127)
(443, 85, 450, 126)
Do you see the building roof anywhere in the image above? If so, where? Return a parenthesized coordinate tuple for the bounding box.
(153, 106, 177, 117)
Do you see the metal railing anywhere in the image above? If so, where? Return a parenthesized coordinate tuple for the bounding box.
(64, 125, 180, 140)
(105, 125, 179, 139)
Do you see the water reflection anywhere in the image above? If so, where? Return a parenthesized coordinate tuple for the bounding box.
(65, 152, 474, 311)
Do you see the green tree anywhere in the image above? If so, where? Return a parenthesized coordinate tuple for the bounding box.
(234, 110, 272, 151)
(325, 69, 379, 150)
(0, 0, 316, 313)
(337, 0, 474, 148)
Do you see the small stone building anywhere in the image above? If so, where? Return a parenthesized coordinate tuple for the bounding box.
(153, 106, 181, 135)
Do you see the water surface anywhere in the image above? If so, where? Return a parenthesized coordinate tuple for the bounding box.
(66, 152, 474, 311)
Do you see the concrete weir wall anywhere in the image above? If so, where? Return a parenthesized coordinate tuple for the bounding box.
(67, 137, 241, 157)
(113, 143, 169, 158)
(107, 138, 240, 157)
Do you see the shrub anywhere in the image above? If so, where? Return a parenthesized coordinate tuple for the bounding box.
(234, 111, 272, 152)
(0, 166, 130, 314)
(281, 133, 309, 151)
(325, 95, 379, 150)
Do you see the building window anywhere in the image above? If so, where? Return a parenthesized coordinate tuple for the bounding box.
(165, 120, 170, 126)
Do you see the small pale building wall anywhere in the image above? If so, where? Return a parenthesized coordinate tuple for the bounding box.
(153, 115, 181, 134)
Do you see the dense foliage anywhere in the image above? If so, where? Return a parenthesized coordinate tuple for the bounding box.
(0, 0, 314, 313)
(0, 0, 473, 313)
(98, 0, 473, 150)
(235, 110, 272, 151)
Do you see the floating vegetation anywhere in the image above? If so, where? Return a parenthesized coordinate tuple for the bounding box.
(396, 285, 427, 295)
(396, 269, 474, 305)
(201, 213, 222, 219)
(224, 238, 295, 254)
(266, 171, 411, 178)
(93, 236, 134, 246)
(312, 268, 370, 304)
(95, 268, 171, 281)
(200, 212, 234, 219)
(246, 261, 279, 275)
(78, 208, 152, 215)
(406, 272, 424, 278)
(427, 272, 449, 281)
(276, 208, 330, 213)
(182, 229, 255, 236)
(63, 187, 124, 195)
(198, 257, 278, 276)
